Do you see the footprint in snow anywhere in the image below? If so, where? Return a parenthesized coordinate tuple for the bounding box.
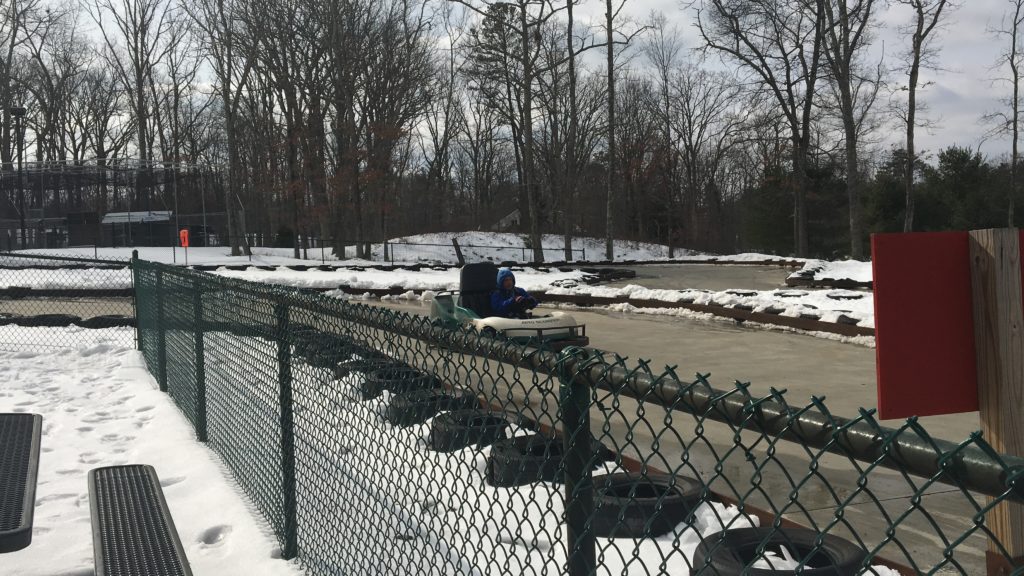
(198, 525, 233, 547)
(160, 475, 187, 488)
(36, 493, 77, 505)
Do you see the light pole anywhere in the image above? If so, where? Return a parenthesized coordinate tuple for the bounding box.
(7, 107, 26, 249)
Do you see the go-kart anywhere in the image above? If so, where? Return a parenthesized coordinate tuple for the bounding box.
(430, 262, 589, 350)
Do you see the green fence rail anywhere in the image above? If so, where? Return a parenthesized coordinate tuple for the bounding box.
(132, 256, 1024, 575)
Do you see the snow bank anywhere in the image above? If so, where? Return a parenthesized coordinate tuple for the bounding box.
(790, 259, 873, 284)
(210, 265, 589, 293)
(548, 284, 875, 328)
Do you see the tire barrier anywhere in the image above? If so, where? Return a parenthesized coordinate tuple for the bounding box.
(12, 314, 82, 328)
(296, 336, 362, 368)
(385, 387, 480, 427)
(361, 366, 438, 400)
(333, 355, 409, 380)
(76, 315, 136, 329)
(427, 409, 510, 452)
(0, 313, 23, 326)
(484, 432, 614, 487)
(590, 473, 704, 538)
(693, 527, 867, 575)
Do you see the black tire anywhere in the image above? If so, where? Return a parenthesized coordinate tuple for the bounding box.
(428, 409, 510, 452)
(333, 355, 407, 379)
(0, 313, 22, 326)
(77, 315, 135, 329)
(301, 336, 359, 368)
(589, 472, 704, 538)
(485, 433, 614, 487)
(14, 314, 81, 327)
(289, 325, 330, 357)
(361, 366, 437, 400)
(385, 387, 479, 427)
(693, 527, 867, 576)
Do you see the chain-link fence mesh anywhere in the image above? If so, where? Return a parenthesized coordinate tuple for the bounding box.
(132, 258, 1024, 576)
(0, 251, 135, 352)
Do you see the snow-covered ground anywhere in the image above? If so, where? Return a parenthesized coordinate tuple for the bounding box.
(0, 328, 303, 576)
(18, 246, 357, 267)
(0, 266, 132, 290)
(19, 233, 808, 267)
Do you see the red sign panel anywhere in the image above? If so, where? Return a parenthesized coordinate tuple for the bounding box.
(179, 229, 189, 248)
(872, 232, 978, 419)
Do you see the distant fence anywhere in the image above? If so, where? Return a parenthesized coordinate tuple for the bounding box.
(132, 256, 1023, 575)
(0, 251, 135, 351)
(165, 236, 589, 265)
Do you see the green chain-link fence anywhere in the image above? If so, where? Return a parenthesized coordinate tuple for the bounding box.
(0, 251, 135, 352)
(132, 257, 1024, 575)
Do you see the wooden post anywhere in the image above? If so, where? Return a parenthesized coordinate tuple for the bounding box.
(969, 228, 1024, 575)
(452, 238, 465, 266)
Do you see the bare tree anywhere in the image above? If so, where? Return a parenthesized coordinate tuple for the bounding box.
(184, 0, 256, 255)
(359, 0, 434, 247)
(670, 61, 747, 252)
(1, 0, 44, 166)
(820, 0, 882, 258)
(421, 3, 467, 231)
(643, 13, 682, 255)
(988, 0, 1024, 226)
(458, 0, 568, 262)
(697, 0, 825, 257)
(88, 0, 172, 210)
(894, 0, 952, 232)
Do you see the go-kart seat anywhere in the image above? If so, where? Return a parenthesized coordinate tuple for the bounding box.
(458, 262, 498, 318)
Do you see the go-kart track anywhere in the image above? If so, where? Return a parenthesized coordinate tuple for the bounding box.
(368, 264, 985, 574)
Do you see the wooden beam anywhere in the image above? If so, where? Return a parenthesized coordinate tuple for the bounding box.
(969, 228, 1024, 574)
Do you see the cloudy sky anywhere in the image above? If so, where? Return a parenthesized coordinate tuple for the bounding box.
(567, 0, 1017, 162)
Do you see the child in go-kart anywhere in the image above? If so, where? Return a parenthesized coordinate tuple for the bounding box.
(491, 267, 538, 319)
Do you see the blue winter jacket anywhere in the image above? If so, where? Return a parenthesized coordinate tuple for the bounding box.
(490, 268, 537, 317)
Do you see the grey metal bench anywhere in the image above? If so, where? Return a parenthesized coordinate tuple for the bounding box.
(0, 413, 42, 553)
(89, 464, 193, 576)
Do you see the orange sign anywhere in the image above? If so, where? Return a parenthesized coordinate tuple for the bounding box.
(179, 229, 189, 247)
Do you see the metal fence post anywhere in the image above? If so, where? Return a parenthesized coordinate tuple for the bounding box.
(193, 278, 207, 442)
(276, 297, 298, 560)
(132, 250, 141, 350)
(559, 349, 595, 576)
(156, 269, 166, 392)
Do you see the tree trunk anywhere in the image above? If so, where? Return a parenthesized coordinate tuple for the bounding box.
(904, 37, 922, 232)
(223, 91, 241, 256)
(520, 2, 543, 263)
(564, 0, 576, 262)
(604, 0, 616, 261)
